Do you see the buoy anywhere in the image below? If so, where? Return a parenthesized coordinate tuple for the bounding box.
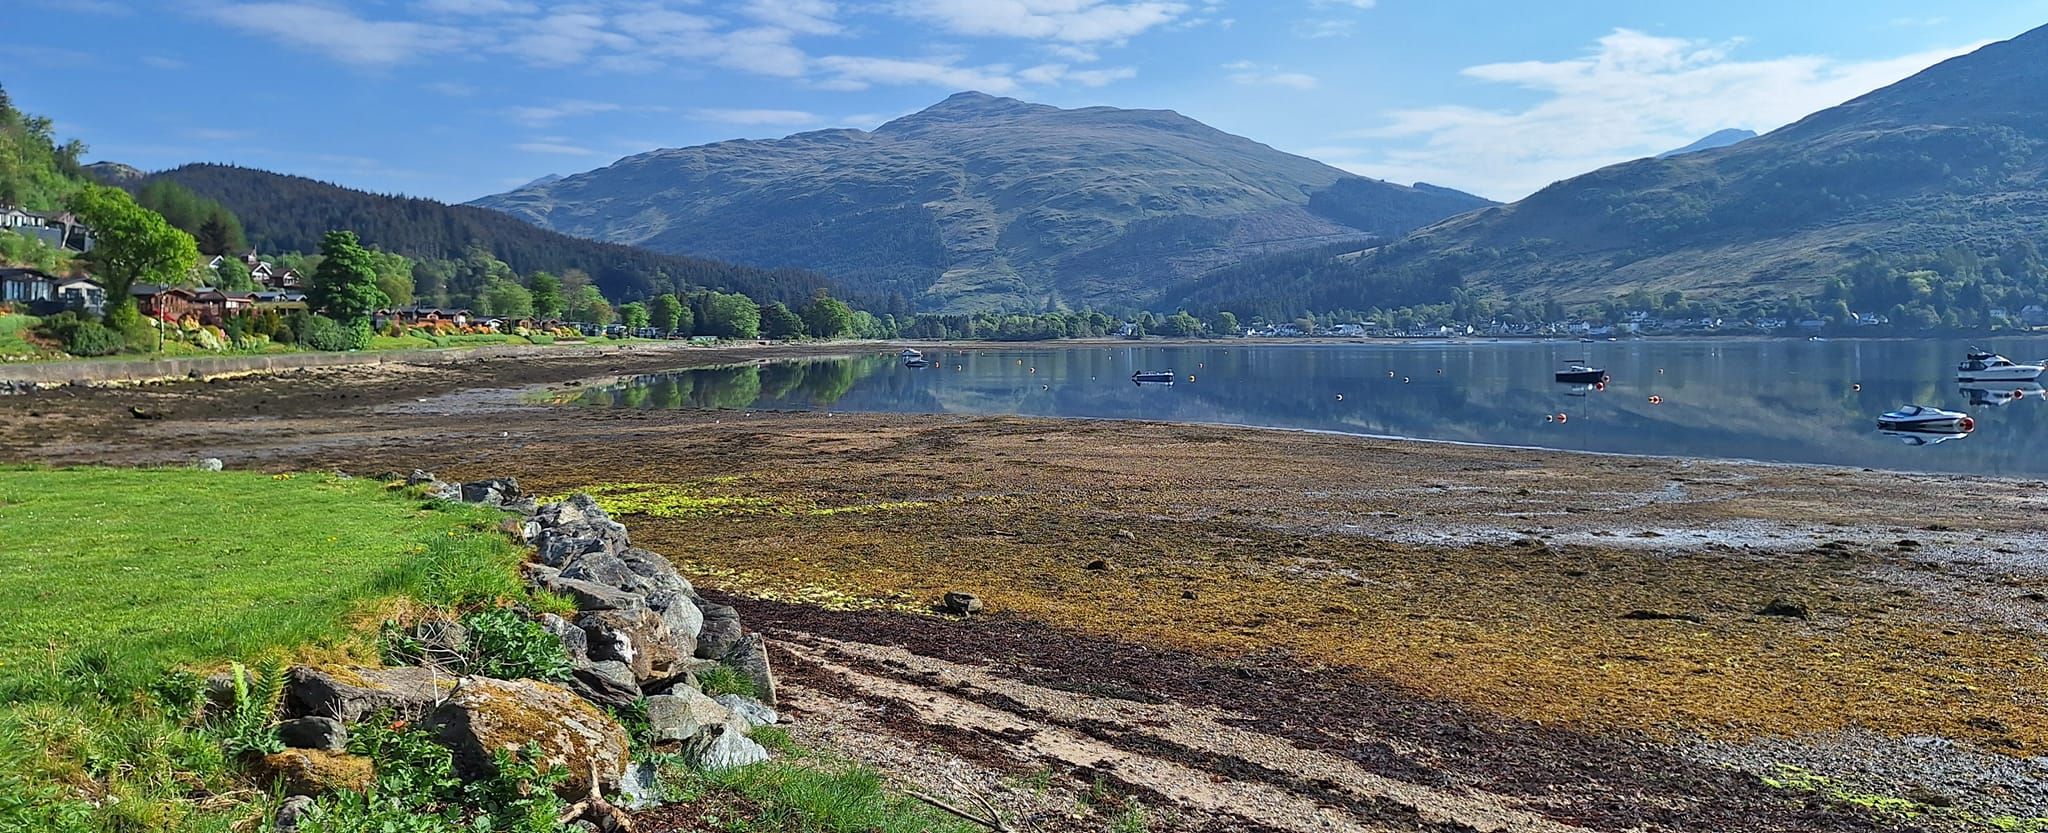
(1388, 371, 1396, 378)
(1029, 367, 1036, 373)
(1436, 368, 1444, 375)
(2015, 389, 2027, 399)
(1961, 416, 1976, 431)
(1648, 395, 1663, 405)
(1594, 381, 1606, 392)
(1851, 383, 1861, 391)
(1042, 384, 1049, 391)
(1336, 394, 1344, 401)
(1545, 414, 1555, 423)
(1188, 374, 1196, 382)
(1557, 413, 1569, 423)
(1403, 377, 1411, 383)
(1658, 368, 1665, 374)
(1198, 362, 1205, 369)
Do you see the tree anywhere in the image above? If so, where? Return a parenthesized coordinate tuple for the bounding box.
(648, 293, 684, 333)
(480, 277, 534, 318)
(308, 230, 388, 348)
(195, 215, 234, 256)
(568, 284, 609, 323)
(619, 301, 650, 331)
(67, 185, 200, 327)
(1162, 311, 1204, 337)
(1208, 311, 1240, 336)
(370, 249, 415, 308)
(530, 271, 564, 319)
(759, 301, 805, 339)
(215, 256, 255, 291)
(700, 291, 760, 339)
(798, 294, 855, 339)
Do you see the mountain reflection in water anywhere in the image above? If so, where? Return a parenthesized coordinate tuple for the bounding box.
(564, 339, 2048, 477)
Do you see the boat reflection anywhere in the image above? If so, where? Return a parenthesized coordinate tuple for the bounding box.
(1960, 384, 2043, 407)
(1880, 429, 1972, 446)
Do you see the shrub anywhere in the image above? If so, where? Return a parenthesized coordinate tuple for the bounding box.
(460, 608, 571, 682)
(63, 321, 125, 356)
(297, 314, 351, 352)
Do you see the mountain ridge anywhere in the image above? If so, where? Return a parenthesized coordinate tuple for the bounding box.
(473, 91, 1493, 313)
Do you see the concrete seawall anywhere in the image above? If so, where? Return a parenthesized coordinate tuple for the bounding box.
(0, 341, 697, 386)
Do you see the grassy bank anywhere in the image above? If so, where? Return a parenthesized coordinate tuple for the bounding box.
(0, 467, 970, 833)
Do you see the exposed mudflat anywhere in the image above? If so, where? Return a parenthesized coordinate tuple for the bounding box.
(4, 343, 2044, 831)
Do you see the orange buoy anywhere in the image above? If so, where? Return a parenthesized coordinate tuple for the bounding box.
(2015, 389, 2027, 399)
(1557, 413, 1569, 423)
(1648, 395, 1663, 405)
(1594, 381, 1606, 392)
(1961, 416, 1977, 431)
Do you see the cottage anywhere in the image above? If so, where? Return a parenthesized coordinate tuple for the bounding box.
(1, 267, 57, 306)
(133, 284, 199, 322)
(389, 306, 473, 326)
(0, 205, 94, 251)
(55, 279, 106, 316)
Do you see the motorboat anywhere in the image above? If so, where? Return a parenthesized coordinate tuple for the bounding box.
(1956, 350, 2044, 383)
(903, 357, 929, 368)
(1962, 384, 2042, 407)
(1875, 404, 1974, 433)
(1554, 365, 1608, 384)
(899, 348, 923, 359)
(1131, 370, 1176, 384)
(1880, 429, 1970, 446)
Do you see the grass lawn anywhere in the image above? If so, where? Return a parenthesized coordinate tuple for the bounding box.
(0, 467, 525, 833)
(0, 313, 58, 361)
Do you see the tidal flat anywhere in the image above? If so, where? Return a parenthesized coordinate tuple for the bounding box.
(7, 341, 2046, 832)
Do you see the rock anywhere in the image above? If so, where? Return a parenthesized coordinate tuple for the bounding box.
(536, 493, 602, 529)
(499, 516, 541, 544)
(276, 716, 348, 753)
(640, 658, 722, 697)
(616, 760, 663, 811)
(621, 548, 693, 593)
(1618, 609, 1706, 624)
(647, 590, 705, 641)
(536, 523, 631, 568)
(460, 477, 522, 506)
(687, 719, 770, 770)
(694, 602, 744, 660)
(405, 469, 439, 486)
(196, 457, 224, 472)
(1903, 786, 1954, 808)
(713, 694, 779, 728)
(578, 608, 680, 681)
(1758, 598, 1811, 619)
(644, 689, 734, 746)
(507, 497, 540, 516)
(940, 592, 983, 616)
(129, 405, 164, 419)
(273, 795, 317, 832)
(541, 575, 646, 612)
(253, 749, 374, 796)
(720, 634, 778, 707)
(1084, 559, 1109, 571)
(282, 665, 453, 723)
(410, 618, 471, 670)
(426, 676, 630, 801)
(568, 661, 642, 711)
(538, 613, 590, 664)
(561, 551, 669, 596)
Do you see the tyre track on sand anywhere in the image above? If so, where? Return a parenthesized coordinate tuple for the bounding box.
(775, 635, 1595, 833)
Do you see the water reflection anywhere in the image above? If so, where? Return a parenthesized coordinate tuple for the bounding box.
(564, 339, 2048, 477)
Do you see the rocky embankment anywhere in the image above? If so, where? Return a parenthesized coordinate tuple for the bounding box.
(253, 473, 781, 832)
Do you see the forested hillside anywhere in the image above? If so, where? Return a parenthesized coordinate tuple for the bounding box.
(148, 164, 854, 307)
(0, 85, 87, 212)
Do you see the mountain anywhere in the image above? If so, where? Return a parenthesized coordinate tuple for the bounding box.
(1302, 25, 2048, 307)
(472, 92, 1492, 312)
(83, 161, 145, 187)
(1655, 128, 1757, 158)
(146, 164, 846, 306)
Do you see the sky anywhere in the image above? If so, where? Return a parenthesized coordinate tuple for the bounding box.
(6, 1, 2047, 204)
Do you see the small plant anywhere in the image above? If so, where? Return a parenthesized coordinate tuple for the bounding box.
(461, 608, 572, 682)
(748, 725, 798, 755)
(696, 665, 759, 699)
(523, 589, 579, 618)
(209, 663, 284, 758)
(1110, 801, 1150, 833)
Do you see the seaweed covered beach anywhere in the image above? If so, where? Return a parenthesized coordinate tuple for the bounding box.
(7, 342, 2047, 831)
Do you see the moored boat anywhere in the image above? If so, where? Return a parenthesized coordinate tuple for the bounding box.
(1956, 350, 2044, 383)
(899, 348, 923, 359)
(1131, 370, 1175, 384)
(1875, 404, 1974, 433)
(1554, 365, 1608, 384)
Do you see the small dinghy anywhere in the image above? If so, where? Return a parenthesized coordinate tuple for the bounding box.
(1131, 370, 1176, 384)
(1875, 404, 1973, 433)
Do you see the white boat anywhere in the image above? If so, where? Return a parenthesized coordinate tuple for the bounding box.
(1961, 384, 2043, 408)
(899, 348, 923, 359)
(1875, 404, 1974, 433)
(1956, 350, 2044, 383)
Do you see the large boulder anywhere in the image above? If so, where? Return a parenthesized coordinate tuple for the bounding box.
(568, 661, 642, 711)
(644, 688, 734, 748)
(277, 717, 348, 753)
(537, 613, 590, 664)
(426, 677, 630, 800)
(721, 634, 778, 707)
(460, 477, 522, 507)
(578, 608, 680, 682)
(539, 574, 645, 613)
(561, 550, 682, 597)
(647, 590, 704, 641)
(533, 497, 631, 567)
(713, 694, 779, 729)
(253, 749, 374, 797)
(694, 603, 744, 660)
(283, 666, 452, 723)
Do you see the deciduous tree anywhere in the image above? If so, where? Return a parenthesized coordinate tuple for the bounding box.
(67, 185, 200, 327)
(759, 301, 804, 339)
(798, 294, 854, 339)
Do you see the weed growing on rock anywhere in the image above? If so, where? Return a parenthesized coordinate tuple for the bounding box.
(318, 719, 568, 833)
(697, 665, 759, 699)
(209, 663, 285, 757)
(461, 608, 571, 682)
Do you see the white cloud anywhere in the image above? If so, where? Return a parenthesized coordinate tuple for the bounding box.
(1293, 19, 1353, 38)
(893, 0, 1192, 43)
(1331, 29, 1986, 200)
(506, 100, 622, 126)
(1225, 61, 1317, 89)
(816, 55, 1023, 92)
(513, 141, 596, 155)
(742, 0, 842, 36)
(200, 3, 468, 66)
(692, 108, 825, 126)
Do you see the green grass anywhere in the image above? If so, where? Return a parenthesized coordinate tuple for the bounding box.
(697, 664, 761, 699)
(666, 757, 977, 833)
(0, 314, 58, 361)
(0, 467, 528, 833)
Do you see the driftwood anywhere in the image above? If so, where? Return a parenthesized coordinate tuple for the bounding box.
(557, 763, 636, 833)
(907, 788, 1012, 832)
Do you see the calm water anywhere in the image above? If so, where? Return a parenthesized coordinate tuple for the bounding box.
(566, 338, 2048, 478)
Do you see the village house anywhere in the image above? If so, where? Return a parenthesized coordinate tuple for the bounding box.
(0, 204, 95, 251)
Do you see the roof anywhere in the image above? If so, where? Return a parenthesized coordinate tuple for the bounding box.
(131, 283, 196, 298)
(0, 266, 62, 282)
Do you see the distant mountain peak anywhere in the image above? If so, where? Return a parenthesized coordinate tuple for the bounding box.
(1655, 128, 1758, 158)
(877, 90, 1054, 133)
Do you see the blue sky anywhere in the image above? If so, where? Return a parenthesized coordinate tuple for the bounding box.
(7, 1, 2046, 203)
